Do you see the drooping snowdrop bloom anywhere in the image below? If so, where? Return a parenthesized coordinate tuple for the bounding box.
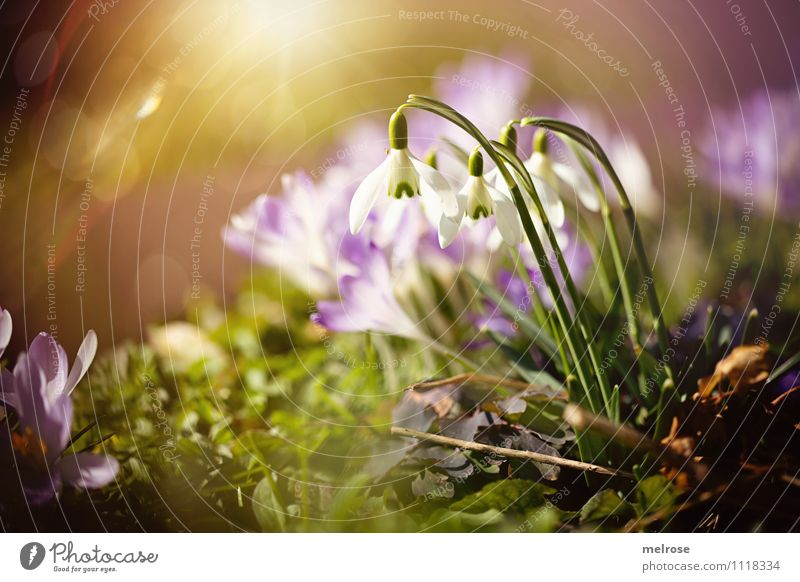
(313, 243, 426, 341)
(553, 105, 660, 216)
(349, 112, 460, 242)
(524, 129, 604, 224)
(0, 326, 118, 505)
(439, 150, 522, 248)
(487, 127, 581, 229)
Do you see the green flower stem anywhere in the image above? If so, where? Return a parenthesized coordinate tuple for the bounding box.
(652, 378, 675, 441)
(511, 247, 550, 330)
(566, 138, 651, 405)
(567, 138, 642, 352)
(492, 139, 614, 417)
(523, 117, 673, 383)
(401, 97, 603, 416)
(575, 215, 615, 305)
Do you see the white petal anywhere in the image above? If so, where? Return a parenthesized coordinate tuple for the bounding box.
(65, 330, 98, 395)
(465, 177, 493, 219)
(488, 185, 523, 246)
(553, 163, 600, 212)
(438, 215, 463, 248)
(487, 166, 514, 198)
(0, 309, 11, 359)
(410, 157, 459, 218)
(387, 148, 419, 198)
(437, 192, 467, 248)
(531, 176, 566, 228)
(349, 158, 389, 234)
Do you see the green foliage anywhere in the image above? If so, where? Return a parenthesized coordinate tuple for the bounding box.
(636, 475, 676, 517)
(580, 489, 636, 525)
(449, 479, 553, 514)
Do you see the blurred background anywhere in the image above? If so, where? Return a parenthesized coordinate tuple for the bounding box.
(0, 0, 798, 354)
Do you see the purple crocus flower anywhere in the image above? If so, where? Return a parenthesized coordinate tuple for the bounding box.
(700, 89, 800, 214)
(471, 223, 592, 337)
(313, 243, 426, 341)
(473, 269, 532, 337)
(224, 171, 370, 298)
(0, 326, 118, 505)
(433, 52, 532, 148)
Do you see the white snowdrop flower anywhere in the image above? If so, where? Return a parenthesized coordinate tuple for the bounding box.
(439, 150, 522, 248)
(349, 111, 459, 236)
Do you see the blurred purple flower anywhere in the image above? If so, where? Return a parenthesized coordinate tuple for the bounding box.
(433, 52, 532, 146)
(224, 171, 370, 297)
(700, 89, 800, 214)
(0, 326, 118, 505)
(776, 367, 800, 400)
(473, 269, 534, 336)
(313, 243, 426, 341)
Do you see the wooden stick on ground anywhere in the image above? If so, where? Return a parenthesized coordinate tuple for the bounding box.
(563, 403, 707, 481)
(409, 373, 568, 401)
(391, 426, 633, 479)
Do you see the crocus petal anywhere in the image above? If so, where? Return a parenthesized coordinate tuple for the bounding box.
(58, 452, 119, 489)
(349, 157, 389, 234)
(0, 308, 11, 359)
(64, 330, 98, 395)
(314, 245, 424, 341)
(27, 333, 68, 401)
(552, 163, 600, 212)
(410, 157, 459, 218)
(488, 186, 523, 246)
(13, 352, 72, 457)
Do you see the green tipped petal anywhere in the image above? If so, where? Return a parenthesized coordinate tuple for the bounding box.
(391, 181, 417, 199)
(469, 205, 491, 220)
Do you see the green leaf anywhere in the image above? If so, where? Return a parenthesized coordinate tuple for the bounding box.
(636, 475, 676, 516)
(580, 489, 636, 524)
(766, 350, 800, 384)
(252, 476, 287, 532)
(327, 473, 373, 521)
(449, 479, 553, 515)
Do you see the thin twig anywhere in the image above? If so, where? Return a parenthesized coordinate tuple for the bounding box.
(563, 404, 708, 482)
(780, 473, 800, 488)
(391, 426, 633, 479)
(772, 385, 800, 407)
(409, 373, 568, 400)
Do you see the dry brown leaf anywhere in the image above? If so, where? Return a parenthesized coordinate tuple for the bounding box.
(407, 388, 456, 418)
(697, 343, 771, 398)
